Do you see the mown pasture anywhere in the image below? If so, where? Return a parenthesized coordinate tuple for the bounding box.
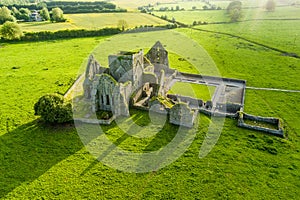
(0, 25, 300, 198)
(19, 13, 168, 32)
(153, 6, 300, 24)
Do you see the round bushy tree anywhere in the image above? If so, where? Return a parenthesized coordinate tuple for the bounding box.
(0, 21, 23, 40)
(40, 7, 50, 21)
(34, 94, 73, 123)
(226, 1, 242, 13)
(265, 0, 276, 11)
(226, 1, 243, 22)
(51, 7, 65, 22)
(0, 6, 16, 24)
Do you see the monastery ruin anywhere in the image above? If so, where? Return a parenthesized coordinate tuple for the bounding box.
(79, 41, 284, 137)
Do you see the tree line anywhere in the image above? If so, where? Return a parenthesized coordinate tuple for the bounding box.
(0, 1, 126, 14)
(0, 27, 122, 41)
(0, 6, 65, 24)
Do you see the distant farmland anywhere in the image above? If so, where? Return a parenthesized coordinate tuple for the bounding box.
(20, 13, 168, 32)
(153, 6, 300, 25)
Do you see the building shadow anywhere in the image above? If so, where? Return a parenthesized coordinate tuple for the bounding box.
(0, 120, 83, 198)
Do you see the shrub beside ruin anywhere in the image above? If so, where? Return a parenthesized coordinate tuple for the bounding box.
(34, 94, 73, 123)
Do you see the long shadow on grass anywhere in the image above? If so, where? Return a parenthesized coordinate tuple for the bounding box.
(0, 120, 83, 198)
(79, 110, 179, 174)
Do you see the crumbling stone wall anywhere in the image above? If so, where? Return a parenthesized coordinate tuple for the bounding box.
(216, 102, 241, 113)
(167, 94, 203, 109)
(238, 112, 284, 137)
(169, 103, 196, 128)
(81, 41, 284, 136)
(90, 74, 129, 116)
(142, 72, 158, 84)
(146, 41, 169, 66)
(108, 51, 144, 91)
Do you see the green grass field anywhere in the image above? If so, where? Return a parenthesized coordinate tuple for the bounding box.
(1, 1, 300, 197)
(1, 26, 300, 198)
(153, 6, 300, 24)
(195, 20, 300, 55)
(168, 82, 216, 101)
(19, 13, 168, 32)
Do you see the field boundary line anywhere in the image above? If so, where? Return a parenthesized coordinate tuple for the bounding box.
(246, 86, 300, 93)
(191, 27, 300, 59)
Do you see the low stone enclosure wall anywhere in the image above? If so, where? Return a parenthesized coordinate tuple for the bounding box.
(178, 72, 246, 87)
(238, 113, 284, 137)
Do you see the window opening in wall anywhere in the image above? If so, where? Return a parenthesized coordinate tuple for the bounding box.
(106, 95, 110, 105)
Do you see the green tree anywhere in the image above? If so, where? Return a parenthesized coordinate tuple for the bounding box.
(265, 0, 276, 11)
(229, 8, 243, 22)
(34, 94, 73, 124)
(227, 1, 243, 22)
(19, 8, 31, 21)
(0, 21, 23, 40)
(11, 7, 21, 19)
(117, 19, 128, 31)
(51, 7, 65, 22)
(0, 6, 15, 24)
(227, 1, 242, 13)
(40, 7, 50, 21)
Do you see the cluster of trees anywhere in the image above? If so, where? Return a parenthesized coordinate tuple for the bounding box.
(202, 5, 222, 10)
(44, 1, 126, 14)
(0, 5, 65, 24)
(202, 0, 222, 11)
(226, 0, 277, 22)
(0, 1, 124, 14)
(139, 3, 221, 13)
(12, 7, 35, 21)
(192, 20, 208, 26)
(158, 5, 184, 11)
(138, 4, 154, 13)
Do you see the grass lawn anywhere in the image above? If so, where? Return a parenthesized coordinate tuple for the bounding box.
(19, 13, 168, 32)
(0, 27, 300, 199)
(153, 9, 227, 24)
(195, 20, 300, 55)
(168, 82, 216, 101)
(178, 28, 300, 90)
(0, 37, 107, 135)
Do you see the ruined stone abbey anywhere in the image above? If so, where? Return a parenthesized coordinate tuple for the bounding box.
(83, 41, 197, 127)
(80, 41, 283, 136)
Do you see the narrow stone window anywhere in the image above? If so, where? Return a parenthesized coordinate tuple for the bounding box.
(101, 95, 104, 104)
(106, 95, 110, 105)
